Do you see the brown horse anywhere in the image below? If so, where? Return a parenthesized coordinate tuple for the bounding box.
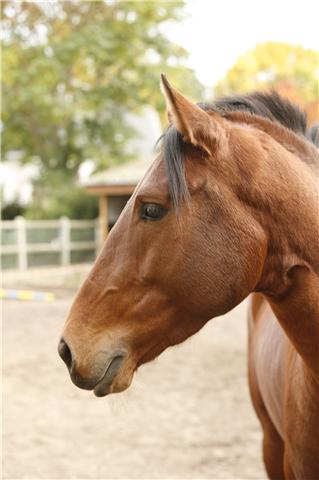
(58, 75, 319, 479)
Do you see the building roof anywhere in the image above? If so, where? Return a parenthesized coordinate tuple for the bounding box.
(82, 156, 154, 196)
(82, 156, 152, 188)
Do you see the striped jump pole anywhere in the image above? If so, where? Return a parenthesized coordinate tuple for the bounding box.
(0, 289, 55, 302)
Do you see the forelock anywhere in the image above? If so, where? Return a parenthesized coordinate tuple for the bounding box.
(160, 126, 189, 208)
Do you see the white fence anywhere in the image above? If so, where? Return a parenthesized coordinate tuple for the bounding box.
(1, 216, 101, 270)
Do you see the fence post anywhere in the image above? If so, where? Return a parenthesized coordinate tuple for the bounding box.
(99, 195, 109, 245)
(16, 216, 27, 270)
(60, 216, 71, 266)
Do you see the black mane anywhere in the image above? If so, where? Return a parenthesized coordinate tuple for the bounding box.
(200, 90, 307, 135)
(162, 90, 316, 207)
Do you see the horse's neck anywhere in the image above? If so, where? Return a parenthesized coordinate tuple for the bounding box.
(252, 138, 319, 381)
(265, 268, 319, 381)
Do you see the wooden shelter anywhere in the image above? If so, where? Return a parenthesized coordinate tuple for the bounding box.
(83, 157, 152, 244)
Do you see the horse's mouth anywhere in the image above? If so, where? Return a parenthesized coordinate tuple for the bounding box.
(93, 355, 125, 397)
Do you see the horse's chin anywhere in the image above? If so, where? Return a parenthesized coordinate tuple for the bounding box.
(93, 360, 134, 397)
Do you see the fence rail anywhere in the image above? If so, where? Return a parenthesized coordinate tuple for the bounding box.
(0, 216, 100, 270)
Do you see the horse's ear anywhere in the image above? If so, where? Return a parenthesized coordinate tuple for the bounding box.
(160, 74, 223, 153)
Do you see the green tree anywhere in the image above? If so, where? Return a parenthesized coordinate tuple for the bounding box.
(215, 42, 318, 103)
(1, 1, 202, 218)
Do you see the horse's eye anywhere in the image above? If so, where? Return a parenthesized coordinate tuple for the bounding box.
(140, 203, 166, 221)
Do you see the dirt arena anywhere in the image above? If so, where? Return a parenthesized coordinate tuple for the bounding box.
(3, 268, 266, 479)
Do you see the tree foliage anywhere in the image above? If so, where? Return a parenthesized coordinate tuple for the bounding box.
(215, 42, 318, 105)
(1, 1, 202, 218)
(1, 200, 25, 220)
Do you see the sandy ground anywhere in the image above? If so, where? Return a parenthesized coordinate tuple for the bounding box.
(3, 274, 266, 479)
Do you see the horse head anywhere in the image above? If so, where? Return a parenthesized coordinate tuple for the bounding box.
(58, 76, 268, 396)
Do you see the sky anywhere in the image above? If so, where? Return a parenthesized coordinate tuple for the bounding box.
(166, 0, 319, 86)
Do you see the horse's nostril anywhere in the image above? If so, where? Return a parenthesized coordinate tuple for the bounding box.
(58, 338, 73, 371)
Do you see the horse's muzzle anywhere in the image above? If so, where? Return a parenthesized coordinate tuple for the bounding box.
(58, 337, 125, 395)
